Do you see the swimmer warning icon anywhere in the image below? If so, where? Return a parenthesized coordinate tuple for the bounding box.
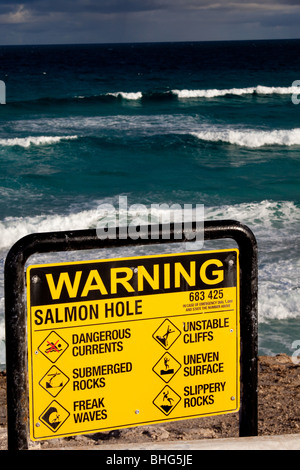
(38, 331, 69, 363)
(152, 319, 181, 350)
(153, 385, 181, 416)
(39, 400, 70, 433)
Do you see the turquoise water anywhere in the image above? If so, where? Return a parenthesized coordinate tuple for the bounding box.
(0, 40, 300, 366)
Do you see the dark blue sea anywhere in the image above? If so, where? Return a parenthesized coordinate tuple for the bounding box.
(0, 40, 300, 367)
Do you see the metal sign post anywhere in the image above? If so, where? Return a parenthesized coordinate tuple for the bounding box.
(4, 220, 258, 450)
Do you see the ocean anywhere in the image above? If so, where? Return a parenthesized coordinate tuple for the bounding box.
(0, 39, 299, 368)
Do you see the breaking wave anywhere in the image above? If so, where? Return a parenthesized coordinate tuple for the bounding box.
(10, 84, 299, 108)
(0, 135, 78, 148)
(0, 199, 299, 366)
(106, 91, 143, 100)
(191, 127, 300, 148)
(172, 85, 299, 99)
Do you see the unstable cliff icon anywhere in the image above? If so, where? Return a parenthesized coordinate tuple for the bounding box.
(152, 319, 181, 350)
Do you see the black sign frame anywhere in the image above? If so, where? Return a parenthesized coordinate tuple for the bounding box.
(4, 220, 258, 450)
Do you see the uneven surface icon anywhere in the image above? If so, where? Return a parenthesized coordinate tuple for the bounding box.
(153, 385, 181, 416)
(39, 365, 70, 397)
(152, 352, 181, 383)
(152, 319, 181, 350)
(38, 331, 69, 363)
(39, 400, 70, 433)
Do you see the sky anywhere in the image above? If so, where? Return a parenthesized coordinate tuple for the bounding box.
(0, 0, 299, 45)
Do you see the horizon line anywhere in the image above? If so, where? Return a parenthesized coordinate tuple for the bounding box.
(0, 36, 300, 48)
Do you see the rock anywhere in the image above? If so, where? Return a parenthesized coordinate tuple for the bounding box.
(142, 426, 170, 440)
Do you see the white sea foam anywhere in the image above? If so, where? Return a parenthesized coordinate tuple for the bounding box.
(205, 200, 300, 228)
(10, 114, 183, 135)
(78, 85, 298, 102)
(172, 85, 299, 99)
(8, 116, 300, 150)
(0, 199, 298, 251)
(107, 91, 143, 100)
(191, 127, 300, 148)
(205, 201, 300, 324)
(0, 199, 299, 364)
(256, 259, 300, 323)
(0, 135, 78, 148)
(0, 208, 103, 251)
(0, 201, 298, 304)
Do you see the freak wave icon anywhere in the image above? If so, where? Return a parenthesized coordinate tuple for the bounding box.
(39, 400, 70, 433)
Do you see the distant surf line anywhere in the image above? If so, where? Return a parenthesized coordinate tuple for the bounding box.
(104, 84, 300, 101)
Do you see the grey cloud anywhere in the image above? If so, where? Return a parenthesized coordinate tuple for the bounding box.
(0, 0, 298, 13)
(0, 0, 299, 45)
(0, 0, 299, 18)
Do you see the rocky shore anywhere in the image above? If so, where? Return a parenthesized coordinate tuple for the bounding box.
(0, 354, 299, 449)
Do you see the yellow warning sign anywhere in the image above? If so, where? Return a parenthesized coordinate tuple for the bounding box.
(27, 249, 240, 440)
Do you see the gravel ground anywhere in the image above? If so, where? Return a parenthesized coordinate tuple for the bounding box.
(0, 354, 299, 449)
